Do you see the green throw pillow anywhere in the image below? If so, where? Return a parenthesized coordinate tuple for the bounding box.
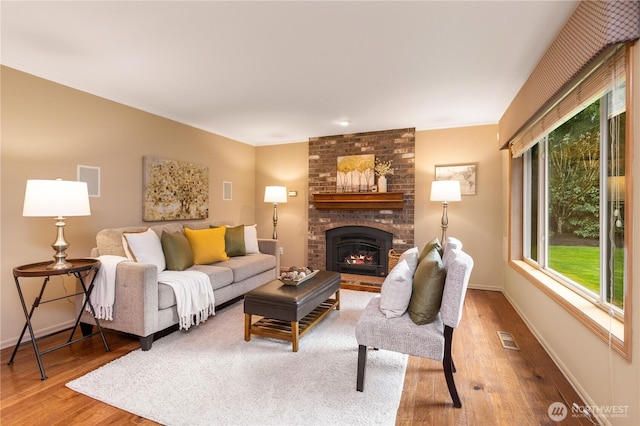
(408, 247, 446, 325)
(225, 225, 246, 257)
(418, 237, 443, 264)
(161, 231, 195, 271)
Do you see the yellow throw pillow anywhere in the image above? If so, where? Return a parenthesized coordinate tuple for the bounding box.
(184, 227, 229, 264)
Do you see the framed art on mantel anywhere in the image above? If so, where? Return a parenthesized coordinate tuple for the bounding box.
(435, 163, 477, 195)
(143, 156, 209, 221)
(336, 154, 375, 192)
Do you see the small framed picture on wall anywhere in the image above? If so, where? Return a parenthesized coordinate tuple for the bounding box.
(435, 163, 477, 195)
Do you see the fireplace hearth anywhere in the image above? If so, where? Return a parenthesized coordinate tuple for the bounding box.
(326, 226, 393, 277)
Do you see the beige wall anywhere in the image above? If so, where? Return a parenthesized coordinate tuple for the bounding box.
(415, 125, 503, 289)
(255, 142, 308, 268)
(1, 66, 257, 347)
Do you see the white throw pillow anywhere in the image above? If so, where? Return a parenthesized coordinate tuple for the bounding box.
(379, 259, 413, 318)
(122, 228, 166, 272)
(244, 224, 260, 254)
(397, 247, 420, 276)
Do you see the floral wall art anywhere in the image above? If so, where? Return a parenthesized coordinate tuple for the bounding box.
(336, 154, 375, 192)
(143, 156, 209, 221)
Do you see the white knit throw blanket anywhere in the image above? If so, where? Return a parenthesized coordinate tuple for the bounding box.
(87, 255, 130, 321)
(158, 270, 215, 330)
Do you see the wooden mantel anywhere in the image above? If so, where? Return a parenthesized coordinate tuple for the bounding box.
(313, 192, 404, 210)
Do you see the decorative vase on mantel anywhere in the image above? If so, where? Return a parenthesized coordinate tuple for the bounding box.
(378, 176, 388, 193)
(374, 159, 394, 194)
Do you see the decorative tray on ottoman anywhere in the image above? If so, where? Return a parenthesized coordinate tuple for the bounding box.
(279, 268, 319, 286)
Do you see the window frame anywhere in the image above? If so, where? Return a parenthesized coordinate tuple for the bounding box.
(507, 46, 634, 361)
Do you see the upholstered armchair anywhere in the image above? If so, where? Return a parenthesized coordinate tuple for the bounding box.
(355, 246, 473, 408)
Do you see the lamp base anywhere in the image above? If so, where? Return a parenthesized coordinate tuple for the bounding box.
(48, 217, 73, 270)
(272, 203, 279, 240)
(440, 202, 449, 243)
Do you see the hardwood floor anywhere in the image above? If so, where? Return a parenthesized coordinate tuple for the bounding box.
(395, 290, 591, 425)
(1, 290, 590, 425)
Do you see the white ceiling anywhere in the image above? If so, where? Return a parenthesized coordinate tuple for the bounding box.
(1, 1, 578, 146)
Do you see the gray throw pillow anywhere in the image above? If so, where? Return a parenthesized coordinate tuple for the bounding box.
(161, 231, 194, 271)
(408, 247, 446, 325)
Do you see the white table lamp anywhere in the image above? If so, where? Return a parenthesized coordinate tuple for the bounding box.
(264, 186, 287, 239)
(430, 180, 461, 242)
(23, 179, 91, 269)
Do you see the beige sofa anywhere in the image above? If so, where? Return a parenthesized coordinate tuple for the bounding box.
(77, 221, 279, 350)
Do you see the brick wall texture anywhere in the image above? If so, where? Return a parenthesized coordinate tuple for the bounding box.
(307, 128, 415, 271)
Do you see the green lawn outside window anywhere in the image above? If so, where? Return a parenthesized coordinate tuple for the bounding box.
(549, 245, 624, 308)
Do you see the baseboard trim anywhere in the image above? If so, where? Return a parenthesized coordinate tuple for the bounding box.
(468, 283, 503, 292)
(1, 319, 76, 351)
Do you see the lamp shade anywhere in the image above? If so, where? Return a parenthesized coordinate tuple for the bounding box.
(430, 180, 461, 202)
(23, 179, 91, 217)
(264, 186, 288, 204)
(607, 176, 626, 202)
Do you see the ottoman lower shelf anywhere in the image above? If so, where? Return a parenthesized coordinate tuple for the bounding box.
(244, 296, 339, 352)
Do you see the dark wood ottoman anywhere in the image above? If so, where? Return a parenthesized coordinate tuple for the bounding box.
(244, 270, 341, 352)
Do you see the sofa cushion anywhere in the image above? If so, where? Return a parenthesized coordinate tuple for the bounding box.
(408, 247, 446, 325)
(188, 264, 235, 291)
(96, 227, 145, 257)
(214, 253, 276, 282)
(184, 227, 229, 264)
(122, 228, 166, 272)
(158, 283, 175, 310)
(149, 222, 184, 239)
(379, 259, 414, 318)
(161, 231, 194, 271)
(157, 265, 234, 309)
(244, 224, 260, 253)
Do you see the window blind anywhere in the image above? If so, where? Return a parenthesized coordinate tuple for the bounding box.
(510, 46, 626, 158)
(499, 0, 640, 151)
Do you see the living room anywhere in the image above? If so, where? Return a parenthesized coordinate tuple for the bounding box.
(2, 1, 639, 425)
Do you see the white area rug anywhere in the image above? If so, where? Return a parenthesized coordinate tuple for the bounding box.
(67, 290, 407, 426)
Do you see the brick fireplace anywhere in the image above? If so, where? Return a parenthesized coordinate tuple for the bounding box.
(307, 128, 415, 280)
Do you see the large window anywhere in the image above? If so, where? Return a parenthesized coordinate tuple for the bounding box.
(509, 45, 632, 359)
(523, 96, 626, 316)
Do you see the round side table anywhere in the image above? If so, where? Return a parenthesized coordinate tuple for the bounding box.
(8, 258, 110, 380)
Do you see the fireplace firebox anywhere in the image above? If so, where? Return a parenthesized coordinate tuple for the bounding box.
(325, 226, 393, 277)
